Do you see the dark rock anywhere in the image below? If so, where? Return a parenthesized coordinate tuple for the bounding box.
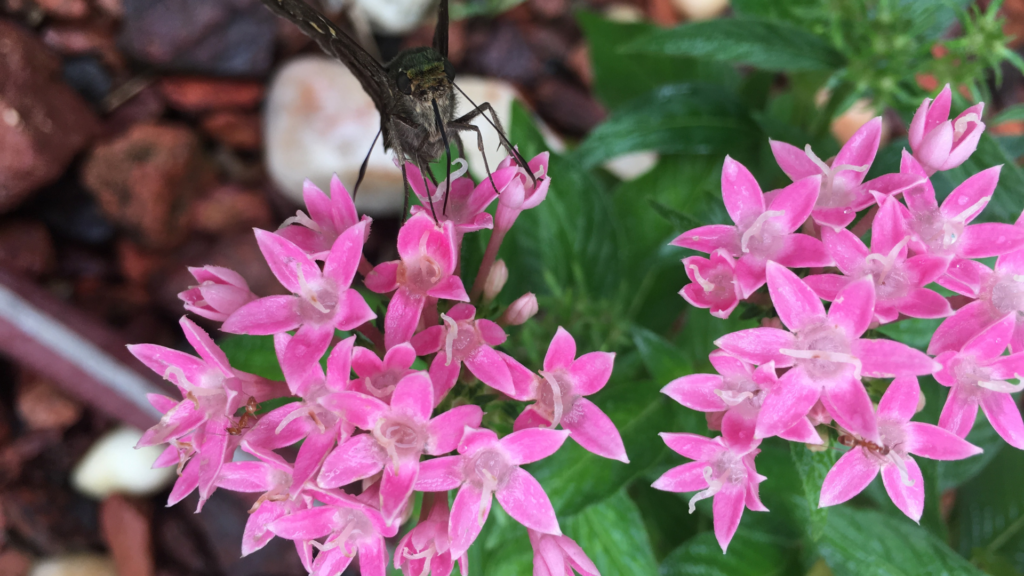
(0, 550, 31, 576)
(119, 0, 277, 76)
(159, 76, 265, 112)
(466, 21, 543, 84)
(0, 219, 56, 278)
(81, 122, 215, 248)
(101, 85, 167, 139)
(0, 485, 101, 554)
(533, 76, 606, 135)
(199, 111, 261, 150)
(100, 496, 154, 576)
(30, 177, 117, 245)
(15, 370, 82, 431)
(35, 0, 89, 19)
(189, 184, 272, 234)
(0, 20, 101, 213)
(63, 55, 112, 106)
(42, 22, 126, 73)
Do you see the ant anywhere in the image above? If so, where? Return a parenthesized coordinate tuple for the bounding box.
(836, 433, 890, 456)
(226, 397, 260, 435)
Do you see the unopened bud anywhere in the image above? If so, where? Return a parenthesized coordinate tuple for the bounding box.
(806, 428, 831, 452)
(482, 259, 508, 304)
(499, 292, 538, 326)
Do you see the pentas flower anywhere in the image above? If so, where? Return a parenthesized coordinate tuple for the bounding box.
(365, 213, 469, 350)
(529, 530, 599, 576)
(242, 335, 357, 497)
(651, 433, 766, 553)
(316, 372, 484, 525)
(716, 263, 937, 442)
(406, 159, 516, 235)
(395, 495, 466, 576)
(806, 194, 952, 324)
(819, 376, 982, 522)
(672, 157, 831, 298)
(348, 342, 418, 404)
(512, 327, 627, 463)
(680, 249, 742, 319)
(269, 486, 397, 576)
(494, 151, 551, 234)
(770, 118, 881, 230)
(222, 222, 375, 383)
(898, 157, 1024, 263)
(414, 427, 569, 559)
(277, 175, 372, 260)
(662, 350, 821, 447)
(935, 316, 1024, 448)
(909, 84, 985, 175)
(178, 265, 257, 321)
(129, 317, 285, 508)
(411, 303, 516, 403)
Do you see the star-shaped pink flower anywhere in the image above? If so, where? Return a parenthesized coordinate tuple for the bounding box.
(820, 376, 982, 522)
(716, 262, 938, 442)
(222, 222, 376, 383)
(935, 315, 1024, 448)
(909, 84, 985, 175)
(770, 118, 882, 230)
(406, 160, 516, 235)
(414, 427, 569, 559)
(277, 175, 372, 260)
(394, 494, 467, 576)
(178, 265, 257, 322)
(365, 213, 469, 350)
(348, 342, 418, 404)
(680, 249, 742, 319)
(651, 432, 766, 553)
(529, 529, 599, 576)
(512, 327, 627, 463)
(806, 194, 952, 324)
(411, 303, 516, 404)
(673, 156, 831, 298)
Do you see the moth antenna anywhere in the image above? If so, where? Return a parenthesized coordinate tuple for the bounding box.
(353, 128, 381, 201)
(431, 98, 453, 216)
(452, 83, 537, 187)
(400, 162, 411, 224)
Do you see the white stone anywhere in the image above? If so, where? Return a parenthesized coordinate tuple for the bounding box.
(71, 426, 174, 499)
(264, 56, 405, 215)
(602, 151, 659, 181)
(671, 0, 730, 20)
(353, 0, 434, 35)
(30, 554, 117, 576)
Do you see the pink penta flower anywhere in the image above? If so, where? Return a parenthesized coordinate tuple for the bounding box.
(680, 249, 742, 319)
(178, 265, 257, 322)
(805, 195, 952, 324)
(269, 487, 397, 576)
(899, 159, 1024, 262)
(395, 494, 467, 576)
(494, 151, 551, 233)
(414, 427, 569, 559)
(529, 530, 599, 576)
(512, 327, 627, 462)
(411, 303, 516, 403)
(820, 376, 982, 522)
(672, 156, 831, 298)
(365, 213, 469, 350)
(651, 433, 766, 553)
(242, 335, 357, 497)
(935, 316, 1024, 448)
(348, 342, 418, 404)
(406, 160, 516, 234)
(316, 372, 484, 525)
(716, 262, 938, 443)
(909, 84, 985, 175)
(770, 118, 881, 230)
(662, 350, 821, 447)
(130, 317, 285, 508)
(222, 222, 376, 382)
(277, 175, 372, 260)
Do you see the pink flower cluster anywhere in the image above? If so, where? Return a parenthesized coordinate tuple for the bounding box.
(661, 85, 1022, 552)
(132, 160, 620, 575)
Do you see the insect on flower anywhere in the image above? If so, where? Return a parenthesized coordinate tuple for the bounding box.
(226, 397, 261, 436)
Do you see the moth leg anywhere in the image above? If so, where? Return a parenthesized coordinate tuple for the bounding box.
(448, 121, 499, 195)
(450, 90, 534, 186)
(388, 118, 414, 223)
(417, 158, 439, 222)
(353, 128, 382, 201)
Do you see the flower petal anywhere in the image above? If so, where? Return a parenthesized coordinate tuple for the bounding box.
(715, 328, 796, 367)
(881, 456, 924, 523)
(321, 391, 389, 430)
(671, 225, 740, 254)
(770, 139, 822, 181)
(544, 327, 577, 371)
(652, 461, 710, 493)
(755, 367, 820, 439)
(449, 483, 491, 559)
(384, 289, 426, 350)
(905, 422, 983, 460)
(568, 351, 615, 396)
(877, 376, 919, 423)
(938, 383, 979, 438)
(317, 434, 386, 488)
(821, 227, 869, 276)
(391, 372, 434, 422)
(427, 405, 484, 455)
(712, 483, 746, 553)
(660, 432, 722, 461)
(721, 156, 765, 229)
(661, 374, 729, 412)
(940, 165, 1000, 222)
(773, 234, 834, 269)
(819, 448, 878, 507)
(496, 467, 561, 535)
(766, 261, 826, 333)
(221, 296, 301, 335)
(561, 398, 628, 463)
(821, 370, 879, 443)
(500, 428, 570, 465)
(853, 339, 938, 378)
(380, 458, 419, 525)
(958, 223, 1024, 259)
(465, 346, 516, 397)
(415, 455, 464, 491)
(768, 175, 821, 233)
(828, 276, 875, 340)
(980, 391, 1024, 449)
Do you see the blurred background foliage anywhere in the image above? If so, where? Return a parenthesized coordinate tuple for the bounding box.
(220, 0, 1024, 574)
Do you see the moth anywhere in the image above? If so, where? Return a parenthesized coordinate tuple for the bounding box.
(259, 0, 531, 219)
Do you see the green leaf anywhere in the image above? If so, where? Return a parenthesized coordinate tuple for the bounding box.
(628, 483, 699, 560)
(572, 84, 758, 169)
(789, 443, 838, 541)
(818, 506, 984, 576)
(624, 18, 845, 72)
(632, 327, 693, 385)
(994, 104, 1024, 125)
(953, 444, 1024, 572)
(874, 318, 943, 352)
(563, 490, 659, 575)
(219, 335, 284, 381)
(660, 527, 800, 575)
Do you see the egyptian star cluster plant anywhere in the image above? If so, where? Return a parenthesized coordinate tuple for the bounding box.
(661, 84, 1024, 552)
(133, 150, 626, 575)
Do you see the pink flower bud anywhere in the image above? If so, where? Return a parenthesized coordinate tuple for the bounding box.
(178, 266, 257, 322)
(500, 292, 538, 326)
(483, 259, 508, 304)
(908, 84, 985, 175)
